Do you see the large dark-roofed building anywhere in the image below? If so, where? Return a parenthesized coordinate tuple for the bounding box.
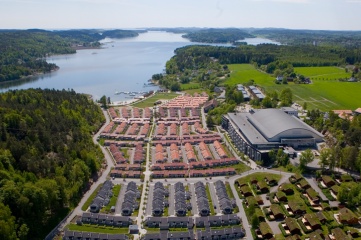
(222, 109, 323, 161)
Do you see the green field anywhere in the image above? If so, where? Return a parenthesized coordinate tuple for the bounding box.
(181, 82, 200, 90)
(226, 64, 361, 111)
(294, 66, 351, 80)
(131, 92, 180, 108)
(67, 224, 129, 234)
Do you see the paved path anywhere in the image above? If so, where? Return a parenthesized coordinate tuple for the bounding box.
(208, 182, 221, 215)
(115, 184, 126, 214)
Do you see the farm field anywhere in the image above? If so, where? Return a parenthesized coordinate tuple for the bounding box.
(294, 66, 351, 80)
(226, 64, 361, 111)
(131, 92, 180, 108)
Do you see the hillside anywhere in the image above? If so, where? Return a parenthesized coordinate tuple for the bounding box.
(0, 89, 105, 239)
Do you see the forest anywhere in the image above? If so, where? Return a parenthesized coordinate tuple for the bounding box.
(0, 89, 105, 239)
(181, 28, 254, 43)
(251, 28, 361, 47)
(0, 29, 142, 83)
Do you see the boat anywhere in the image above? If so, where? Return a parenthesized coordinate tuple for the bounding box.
(129, 93, 136, 96)
(115, 91, 121, 95)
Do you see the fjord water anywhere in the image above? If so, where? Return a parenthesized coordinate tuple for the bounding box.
(0, 31, 192, 102)
(0, 31, 280, 102)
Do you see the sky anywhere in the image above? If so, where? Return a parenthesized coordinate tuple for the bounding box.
(0, 0, 360, 30)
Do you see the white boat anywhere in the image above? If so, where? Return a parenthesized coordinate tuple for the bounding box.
(115, 91, 121, 95)
(129, 93, 136, 96)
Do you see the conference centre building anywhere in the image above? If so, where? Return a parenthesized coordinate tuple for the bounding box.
(221, 108, 324, 161)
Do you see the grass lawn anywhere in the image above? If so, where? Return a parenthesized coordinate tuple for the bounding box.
(226, 64, 361, 111)
(131, 92, 179, 108)
(205, 185, 216, 215)
(67, 224, 129, 234)
(236, 172, 282, 186)
(101, 184, 121, 213)
(181, 82, 200, 90)
(82, 184, 103, 211)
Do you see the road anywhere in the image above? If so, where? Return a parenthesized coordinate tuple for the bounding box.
(59, 107, 299, 240)
(62, 109, 115, 227)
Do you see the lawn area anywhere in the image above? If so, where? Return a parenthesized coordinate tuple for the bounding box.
(181, 82, 200, 90)
(237, 172, 282, 186)
(101, 184, 121, 213)
(82, 184, 102, 211)
(205, 185, 216, 215)
(226, 64, 361, 111)
(294, 66, 351, 80)
(67, 224, 129, 234)
(226, 64, 275, 87)
(131, 92, 179, 108)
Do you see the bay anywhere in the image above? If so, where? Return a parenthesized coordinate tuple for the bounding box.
(0, 31, 280, 102)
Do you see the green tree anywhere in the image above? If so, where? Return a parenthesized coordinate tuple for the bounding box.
(299, 149, 314, 172)
(99, 95, 107, 108)
(279, 88, 293, 106)
(251, 215, 260, 229)
(261, 96, 272, 108)
(0, 203, 17, 240)
(319, 148, 331, 170)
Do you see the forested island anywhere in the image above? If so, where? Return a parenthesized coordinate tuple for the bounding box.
(181, 28, 255, 43)
(0, 89, 105, 239)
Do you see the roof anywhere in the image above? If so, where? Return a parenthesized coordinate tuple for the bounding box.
(285, 217, 300, 231)
(339, 208, 358, 222)
(304, 213, 321, 227)
(227, 109, 323, 144)
(259, 222, 273, 236)
(249, 109, 323, 141)
(331, 228, 349, 239)
(270, 204, 284, 216)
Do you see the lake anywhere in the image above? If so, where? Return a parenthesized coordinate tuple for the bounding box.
(0, 32, 280, 102)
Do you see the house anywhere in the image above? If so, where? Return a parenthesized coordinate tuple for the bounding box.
(275, 191, 287, 202)
(279, 183, 294, 195)
(257, 181, 269, 193)
(290, 174, 303, 183)
(330, 185, 340, 199)
(286, 201, 306, 215)
(305, 188, 320, 204)
(264, 176, 278, 186)
(321, 175, 335, 188)
(329, 228, 350, 240)
(338, 208, 359, 225)
(297, 179, 310, 190)
(307, 229, 324, 240)
(240, 185, 253, 197)
(284, 218, 301, 235)
(257, 222, 273, 239)
(302, 213, 321, 231)
(203, 99, 218, 113)
(269, 204, 285, 220)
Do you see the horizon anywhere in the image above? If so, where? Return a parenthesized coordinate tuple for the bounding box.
(1, 0, 360, 31)
(2, 27, 361, 32)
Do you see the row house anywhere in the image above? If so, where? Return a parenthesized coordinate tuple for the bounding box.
(132, 108, 141, 118)
(110, 170, 141, 178)
(108, 107, 118, 119)
(121, 108, 129, 118)
(80, 212, 132, 227)
(102, 121, 115, 134)
(151, 170, 188, 178)
(114, 121, 127, 134)
(199, 141, 212, 160)
(133, 144, 145, 163)
(182, 122, 190, 135)
(139, 123, 150, 136)
(144, 107, 152, 118)
(121, 181, 140, 216)
(213, 140, 227, 158)
(63, 230, 128, 240)
(170, 143, 181, 162)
